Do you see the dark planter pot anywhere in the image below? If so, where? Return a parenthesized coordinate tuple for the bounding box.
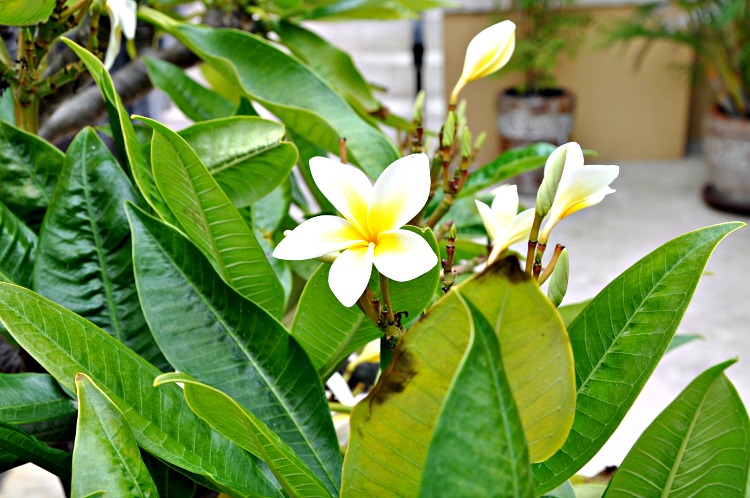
(497, 88, 576, 193)
(703, 106, 750, 215)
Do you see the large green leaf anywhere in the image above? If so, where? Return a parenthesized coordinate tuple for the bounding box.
(291, 226, 440, 379)
(452, 258, 575, 463)
(0, 0, 54, 25)
(0, 373, 76, 442)
(139, 7, 399, 178)
(0, 120, 63, 226)
(144, 56, 236, 122)
(605, 360, 749, 497)
(276, 21, 379, 111)
(0, 419, 71, 480)
(140, 116, 285, 317)
(533, 222, 744, 494)
(127, 204, 342, 494)
(287, 131, 335, 213)
(178, 117, 298, 208)
(341, 257, 572, 496)
(142, 454, 198, 498)
(156, 372, 334, 498)
(61, 39, 173, 225)
(419, 296, 534, 498)
(301, 0, 453, 20)
(72, 373, 159, 498)
(0, 282, 281, 496)
(0, 198, 36, 286)
(33, 128, 166, 369)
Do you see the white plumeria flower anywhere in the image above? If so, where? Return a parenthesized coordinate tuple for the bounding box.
(103, 0, 137, 70)
(539, 143, 619, 242)
(450, 20, 516, 104)
(273, 154, 438, 307)
(475, 185, 534, 265)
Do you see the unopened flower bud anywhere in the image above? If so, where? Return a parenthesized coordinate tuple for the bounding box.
(474, 131, 487, 152)
(442, 112, 456, 148)
(460, 128, 472, 159)
(449, 222, 458, 240)
(412, 90, 426, 123)
(547, 248, 569, 307)
(536, 144, 569, 217)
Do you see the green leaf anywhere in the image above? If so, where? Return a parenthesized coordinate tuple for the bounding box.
(127, 203, 342, 494)
(0, 0, 54, 25)
(139, 115, 285, 317)
(178, 117, 298, 208)
(0, 282, 281, 496)
(292, 226, 440, 379)
(144, 56, 236, 122)
(455, 259, 575, 463)
(139, 8, 399, 178)
(0, 198, 36, 287)
(418, 295, 534, 498)
(0, 449, 24, 473)
(0, 120, 63, 227)
(61, 39, 174, 226)
(276, 21, 380, 111)
(0, 91, 15, 124)
(342, 258, 572, 496)
(301, 0, 451, 20)
(252, 180, 292, 235)
(156, 372, 334, 498)
(605, 360, 750, 497)
(33, 128, 167, 369)
(0, 373, 77, 442)
(458, 143, 556, 200)
(0, 419, 71, 480)
(288, 131, 335, 213)
(533, 222, 745, 494)
(142, 454, 198, 498)
(72, 373, 159, 498)
(557, 300, 590, 326)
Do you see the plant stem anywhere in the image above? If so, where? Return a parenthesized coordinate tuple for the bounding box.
(328, 403, 353, 414)
(525, 213, 543, 275)
(14, 94, 39, 134)
(538, 244, 564, 284)
(379, 272, 395, 326)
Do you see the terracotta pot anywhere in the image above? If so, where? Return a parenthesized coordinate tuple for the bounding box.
(497, 88, 576, 193)
(703, 106, 750, 214)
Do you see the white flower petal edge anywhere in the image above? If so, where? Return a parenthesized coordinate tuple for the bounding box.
(103, 0, 137, 70)
(310, 156, 373, 235)
(329, 244, 375, 308)
(488, 208, 534, 264)
(368, 153, 430, 235)
(475, 199, 496, 241)
(462, 20, 516, 82)
(491, 184, 520, 230)
(374, 230, 437, 282)
(272, 216, 363, 260)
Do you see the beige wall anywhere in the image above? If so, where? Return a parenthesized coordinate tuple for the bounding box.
(445, 8, 694, 164)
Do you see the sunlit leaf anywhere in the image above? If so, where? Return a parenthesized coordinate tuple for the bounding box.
(0, 0, 54, 25)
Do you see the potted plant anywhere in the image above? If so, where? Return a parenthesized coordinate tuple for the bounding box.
(607, 0, 750, 214)
(496, 0, 591, 190)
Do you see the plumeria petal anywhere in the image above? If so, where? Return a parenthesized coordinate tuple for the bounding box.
(462, 20, 516, 82)
(329, 244, 375, 307)
(103, 9, 121, 69)
(272, 216, 364, 260)
(488, 208, 535, 264)
(367, 153, 430, 235)
(310, 156, 373, 237)
(491, 184, 520, 232)
(475, 199, 496, 241)
(545, 142, 583, 178)
(552, 165, 619, 218)
(373, 230, 437, 282)
(108, 0, 137, 39)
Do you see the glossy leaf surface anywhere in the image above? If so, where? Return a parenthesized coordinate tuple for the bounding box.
(605, 360, 749, 497)
(144, 56, 235, 122)
(128, 204, 341, 494)
(0, 419, 71, 480)
(139, 8, 399, 178)
(0, 121, 62, 226)
(292, 226, 440, 379)
(0, 373, 76, 442)
(533, 222, 744, 493)
(156, 372, 334, 498)
(419, 296, 534, 498)
(0, 199, 36, 287)
(0, 282, 281, 496)
(0, 0, 54, 25)
(33, 128, 166, 369)
(72, 373, 159, 498)
(178, 117, 297, 208)
(141, 116, 285, 316)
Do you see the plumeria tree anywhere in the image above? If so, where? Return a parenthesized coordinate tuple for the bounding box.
(0, 3, 747, 498)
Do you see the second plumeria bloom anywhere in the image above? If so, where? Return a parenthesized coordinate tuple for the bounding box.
(539, 143, 619, 242)
(273, 154, 438, 307)
(103, 0, 137, 69)
(476, 185, 535, 265)
(450, 20, 516, 105)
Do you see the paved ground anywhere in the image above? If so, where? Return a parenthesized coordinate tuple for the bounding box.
(1, 156, 748, 493)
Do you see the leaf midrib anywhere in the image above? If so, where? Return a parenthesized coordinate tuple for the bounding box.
(208, 142, 281, 176)
(145, 223, 338, 490)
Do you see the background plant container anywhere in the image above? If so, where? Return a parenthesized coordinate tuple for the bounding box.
(702, 106, 750, 215)
(497, 88, 575, 192)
